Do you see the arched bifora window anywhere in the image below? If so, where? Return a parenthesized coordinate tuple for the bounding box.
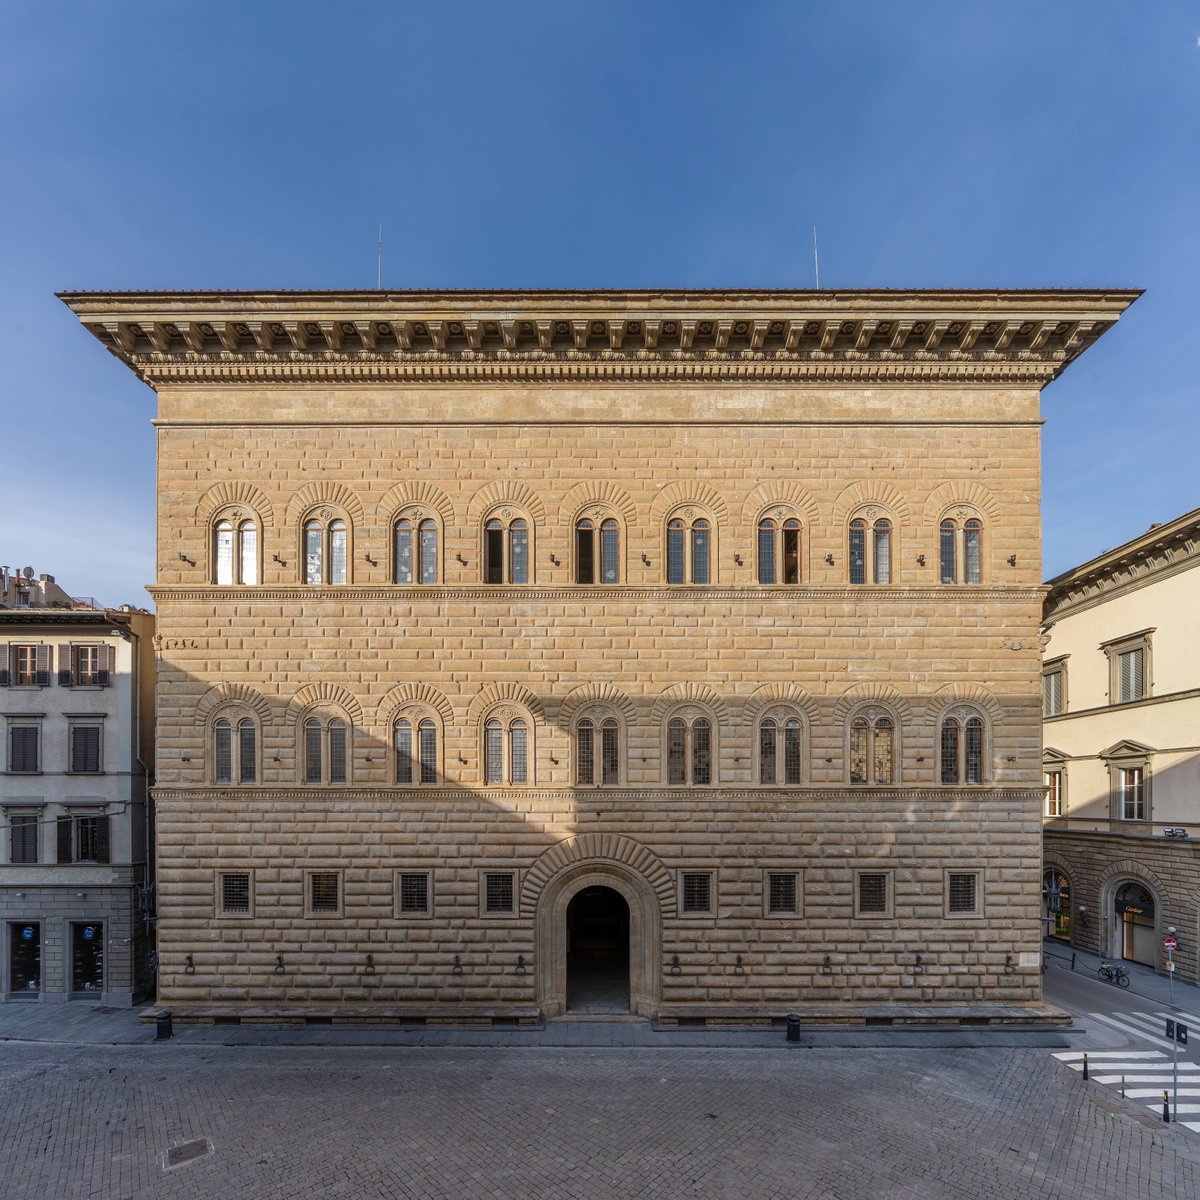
(666, 710, 715, 785)
(757, 515, 802, 585)
(394, 516, 439, 585)
(575, 711, 621, 785)
(214, 715, 257, 784)
(939, 707, 986, 784)
(666, 512, 713, 585)
(483, 514, 530, 584)
(483, 708, 532, 784)
(939, 513, 983, 584)
(849, 512, 892, 585)
(757, 708, 805, 785)
(303, 715, 349, 784)
(849, 707, 895, 784)
(575, 516, 620, 584)
(213, 516, 258, 585)
(303, 513, 349, 585)
(394, 714, 438, 784)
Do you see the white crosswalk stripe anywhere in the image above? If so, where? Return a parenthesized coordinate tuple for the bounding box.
(1086, 1010, 1178, 1048)
(1053, 1050, 1164, 1061)
(1123, 1089, 1200, 1098)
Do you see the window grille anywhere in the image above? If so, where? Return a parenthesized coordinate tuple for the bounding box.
(947, 872, 978, 915)
(667, 519, 685, 584)
(399, 873, 429, 914)
(510, 720, 528, 783)
(419, 520, 437, 584)
(600, 520, 619, 583)
(781, 520, 800, 584)
(484, 720, 503, 783)
(849, 520, 867, 585)
(304, 520, 323, 584)
(963, 520, 981, 584)
(10, 813, 37, 864)
(238, 720, 256, 784)
(576, 719, 594, 784)
(395, 720, 414, 784)
(328, 720, 347, 783)
(239, 522, 258, 585)
(215, 719, 233, 783)
(309, 872, 340, 914)
(667, 718, 687, 784)
(940, 719, 959, 785)
(601, 719, 619, 784)
(768, 873, 798, 914)
(394, 520, 415, 584)
(418, 720, 437, 784)
(963, 718, 983, 784)
(221, 873, 251, 913)
(691, 520, 710, 584)
(759, 719, 777, 783)
(692, 718, 711, 785)
(939, 519, 956, 584)
(857, 872, 888, 915)
(329, 521, 347, 584)
(783, 720, 803, 784)
(681, 872, 712, 914)
(70, 725, 101, 774)
(758, 519, 776, 584)
(304, 720, 322, 783)
(485, 873, 514, 913)
(215, 520, 234, 585)
(873, 520, 891, 584)
(509, 520, 528, 583)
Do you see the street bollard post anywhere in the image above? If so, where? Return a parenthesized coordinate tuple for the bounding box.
(1082, 1053, 1088, 1081)
(785, 1013, 801, 1044)
(156, 1011, 173, 1041)
(1163, 1090, 1170, 1123)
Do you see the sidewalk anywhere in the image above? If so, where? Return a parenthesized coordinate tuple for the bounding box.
(1044, 939, 1200, 1012)
(0, 1001, 1070, 1050)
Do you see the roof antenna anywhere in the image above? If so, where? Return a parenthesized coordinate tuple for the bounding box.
(813, 226, 820, 289)
(376, 223, 383, 289)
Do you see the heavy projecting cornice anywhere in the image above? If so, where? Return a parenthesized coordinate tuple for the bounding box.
(58, 288, 1140, 388)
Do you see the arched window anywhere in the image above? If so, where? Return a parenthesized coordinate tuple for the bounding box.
(394, 517, 439, 585)
(757, 708, 805, 785)
(575, 712, 622, 785)
(849, 514, 892, 585)
(940, 709, 986, 784)
(213, 715, 257, 784)
(666, 513, 713, 584)
(666, 711, 714, 785)
(213, 517, 259, 585)
(1042, 867, 1072, 940)
(303, 715, 349, 784)
(575, 517, 621, 584)
(483, 514, 530, 584)
(483, 709, 532, 784)
(303, 514, 349, 585)
(939, 513, 983, 584)
(394, 716, 438, 784)
(848, 708, 895, 784)
(757, 517, 802, 585)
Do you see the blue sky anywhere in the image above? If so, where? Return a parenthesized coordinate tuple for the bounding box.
(1, 2, 1196, 605)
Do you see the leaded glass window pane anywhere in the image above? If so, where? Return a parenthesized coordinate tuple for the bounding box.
(692, 520, 710, 584)
(304, 719, 322, 783)
(873, 717, 894, 784)
(692, 717, 711, 784)
(964, 520, 981, 584)
(215, 718, 232, 784)
(419, 719, 437, 784)
(667, 520, 685, 585)
(667, 718, 687, 784)
(239, 522, 257, 585)
(783, 521, 800, 585)
(419, 520, 438, 585)
(939, 519, 956, 584)
(394, 520, 414, 584)
(849, 520, 866, 586)
(874, 520, 891, 585)
(576, 520, 594, 584)
(484, 721, 503, 783)
(328, 719, 347, 783)
(940, 718, 959, 784)
(329, 521, 347, 585)
(964, 717, 983, 784)
(576, 719, 594, 784)
(510, 719, 528, 783)
(485, 520, 504, 584)
(600, 520, 619, 584)
(849, 718, 868, 783)
(758, 520, 776, 585)
(394, 720, 414, 784)
(759, 719, 777, 784)
(215, 521, 234, 586)
(304, 521, 322, 585)
(784, 720, 803, 785)
(510, 520, 528, 584)
(238, 719, 256, 784)
(601, 719, 619, 784)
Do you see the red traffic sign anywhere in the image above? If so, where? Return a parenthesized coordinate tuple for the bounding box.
(1165, 937, 1178, 950)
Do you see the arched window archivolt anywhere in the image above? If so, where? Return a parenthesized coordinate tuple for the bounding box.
(755, 705, 807, 786)
(481, 704, 535, 785)
(300, 506, 352, 585)
(481, 506, 534, 585)
(392, 704, 442, 784)
(298, 707, 352, 785)
(664, 505, 717, 585)
(848, 506, 895, 585)
(391, 506, 442, 585)
(573, 705, 625, 786)
(211, 506, 261, 586)
(938, 505, 985, 585)
(573, 505, 624, 585)
(663, 704, 717, 786)
(846, 704, 898, 785)
(938, 704, 988, 784)
(211, 707, 260, 784)
(756, 506, 805, 585)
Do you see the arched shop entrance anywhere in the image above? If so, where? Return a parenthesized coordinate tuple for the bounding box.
(1042, 868, 1071, 941)
(1114, 881, 1157, 967)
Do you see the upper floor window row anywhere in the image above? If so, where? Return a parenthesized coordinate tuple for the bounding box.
(1, 643, 114, 688)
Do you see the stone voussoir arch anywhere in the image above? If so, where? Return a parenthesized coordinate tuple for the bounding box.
(649, 682, 728, 725)
(520, 833, 677, 918)
(922, 481, 1001, 525)
(375, 682, 455, 729)
(741, 482, 821, 527)
(466, 480, 547, 526)
(196, 480, 274, 526)
(376, 481, 455, 527)
(832, 682, 913, 725)
(832, 479, 912, 524)
(1096, 858, 1169, 904)
(288, 682, 364, 726)
(925, 682, 1002, 723)
(743, 682, 820, 726)
(195, 682, 275, 726)
(286, 481, 365, 528)
(649, 480, 729, 525)
(556, 681, 637, 725)
(466, 681, 544, 726)
(558, 481, 638, 528)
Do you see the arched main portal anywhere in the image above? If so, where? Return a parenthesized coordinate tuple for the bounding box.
(566, 886, 630, 1012)
(1114, 880, 1157, 967)
(535, 862, 661, 1019)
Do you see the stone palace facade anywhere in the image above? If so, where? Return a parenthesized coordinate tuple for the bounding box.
(62, 287, 1136, 1024)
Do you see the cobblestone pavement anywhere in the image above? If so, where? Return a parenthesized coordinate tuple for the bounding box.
(2, 1041, 1200, 1199)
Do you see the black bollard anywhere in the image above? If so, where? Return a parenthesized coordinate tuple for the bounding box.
(1082, 1053, 1088, 1081)
(156, 1011, 173, 1041)
(786, 1013, 801, 1044)
(1163, 1090, 1170, 1123)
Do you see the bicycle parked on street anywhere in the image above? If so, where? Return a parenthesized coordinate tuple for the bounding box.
(1097, 961, 1131, 988)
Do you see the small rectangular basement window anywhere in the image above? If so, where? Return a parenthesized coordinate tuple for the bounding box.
(681, 872, 713, 915)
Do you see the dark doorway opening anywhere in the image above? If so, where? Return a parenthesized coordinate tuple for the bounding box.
(71, 923, 103, 994)
(566, 886, 630, 1013)
(9, 922, 40, 997)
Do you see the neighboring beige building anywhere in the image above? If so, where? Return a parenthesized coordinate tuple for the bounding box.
(62, 287, 1135, 1025)
(0, 578, 156, 1005)
(1042, 507, 1200, 980)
